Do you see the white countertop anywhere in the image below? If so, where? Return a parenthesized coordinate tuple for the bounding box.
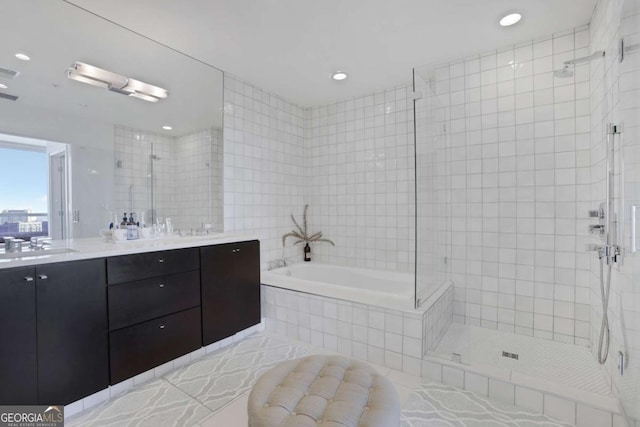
(0, 233, 259, 269)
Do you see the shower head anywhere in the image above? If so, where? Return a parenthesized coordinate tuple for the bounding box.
(554, 64, 574, 78)
(554, 50, 605, 79)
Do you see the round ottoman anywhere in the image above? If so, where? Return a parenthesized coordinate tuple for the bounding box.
(248, 355, 400, 427)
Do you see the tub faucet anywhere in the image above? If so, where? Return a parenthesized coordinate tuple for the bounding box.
(267, 259, 287, 270)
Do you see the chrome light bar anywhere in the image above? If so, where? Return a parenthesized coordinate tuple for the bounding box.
(67, 62, 168, 102)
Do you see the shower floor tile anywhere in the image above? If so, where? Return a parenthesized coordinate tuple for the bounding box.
(433, 323, 613, 397)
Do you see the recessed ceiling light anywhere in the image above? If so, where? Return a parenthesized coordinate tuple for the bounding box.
(162, 125, 173, 130)
(331, 71, 348, 81)
(0, 84, 7, 89)
(15, 53, 30, 61)
(500, 13, 522, 27)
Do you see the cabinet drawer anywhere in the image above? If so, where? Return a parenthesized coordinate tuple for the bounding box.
(108, 270, 200, 331)
(107, 248, 199, 284)
(109, 307, 201, 384)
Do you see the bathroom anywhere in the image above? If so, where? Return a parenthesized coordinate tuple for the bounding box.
(0, 0, 638, 426)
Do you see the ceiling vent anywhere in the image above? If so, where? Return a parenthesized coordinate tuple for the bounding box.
(0, 66, 20, 79)
(0, 92, 19, 101)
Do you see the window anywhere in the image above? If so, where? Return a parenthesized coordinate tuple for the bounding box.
(0, 146, 50, 241)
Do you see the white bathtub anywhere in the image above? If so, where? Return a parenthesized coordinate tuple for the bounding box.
(261, 262, 415, 310)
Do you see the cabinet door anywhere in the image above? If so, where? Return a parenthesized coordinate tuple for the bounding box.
(0, 267, 37, 404)
(201, 241, 261, 346)
(201, 244, 237, 345)
(36, 259, 109, 405)
(234, 241, 261, 332)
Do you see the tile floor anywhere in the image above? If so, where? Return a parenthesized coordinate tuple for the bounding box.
(68, 332, 571, 426)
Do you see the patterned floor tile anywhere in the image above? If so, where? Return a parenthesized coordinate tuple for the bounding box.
(67, 378, 211, 427)
(163, 334, 309, 412)
(400, 382, 573, 427)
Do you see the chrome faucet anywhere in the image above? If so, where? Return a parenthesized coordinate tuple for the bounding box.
(30, 237, 52, 250)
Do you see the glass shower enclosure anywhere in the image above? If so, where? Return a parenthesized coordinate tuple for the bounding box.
(413, 67, 452, 309)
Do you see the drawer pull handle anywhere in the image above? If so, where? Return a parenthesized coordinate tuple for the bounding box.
(158, 259, 165, 263)
(159, 284, 165, 288)
(24, 276, 34, 282)
(232, 248, 241, 253)
(38, 274, 48, 280)
(159, 324, 165, 329)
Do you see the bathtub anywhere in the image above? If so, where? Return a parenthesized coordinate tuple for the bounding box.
(261, 262, 415, 310)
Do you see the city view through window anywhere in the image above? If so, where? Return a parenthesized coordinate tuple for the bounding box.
(0, 146, 49, 241)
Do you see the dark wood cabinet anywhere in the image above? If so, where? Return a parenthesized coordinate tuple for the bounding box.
(0, 267, 38, 404)
(107, 247, 203, 385)
(36, 259, 109, 405)
(0, 259, 108, 406)
(107, 248, 199, 284)
(201, 240, 260, 345)
(109, 307, 202, 384)
(0, 239, 258, 404)
(108, 270, 200, 331)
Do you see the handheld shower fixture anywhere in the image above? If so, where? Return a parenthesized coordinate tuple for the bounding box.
(588, 122, 622, 365)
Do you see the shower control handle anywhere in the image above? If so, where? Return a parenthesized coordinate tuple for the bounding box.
(589, 224, 605, 235)
(588, 209, 604, 218)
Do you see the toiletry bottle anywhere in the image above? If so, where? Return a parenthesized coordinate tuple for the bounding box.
(126, 212, 138, 240)
(120, 213, 128, 229)
(304, 243, 311, 262)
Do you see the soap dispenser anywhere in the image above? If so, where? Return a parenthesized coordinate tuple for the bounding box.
(126, 212, 138, 240)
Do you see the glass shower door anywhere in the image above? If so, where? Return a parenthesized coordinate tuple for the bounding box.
(413, 67, 458, 356)
(616, 0, 640, 420)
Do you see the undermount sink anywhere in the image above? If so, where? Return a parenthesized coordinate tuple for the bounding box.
(0, 247, 78, 260)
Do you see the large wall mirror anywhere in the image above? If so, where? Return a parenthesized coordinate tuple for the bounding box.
(0, 0, 224, 240)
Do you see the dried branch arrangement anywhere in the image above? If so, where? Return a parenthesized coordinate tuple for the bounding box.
(282, 204, 335, 247)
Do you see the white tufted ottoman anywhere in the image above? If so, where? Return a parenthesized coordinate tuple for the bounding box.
(248, 355, 400, 427)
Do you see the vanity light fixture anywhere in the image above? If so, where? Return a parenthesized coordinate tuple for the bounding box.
(499, 13, 522, 27)
(67, 62, 168, 103)
(162, 125, 173, 130)
(331, 71, 348, 81)
(15, 53, 30, 61)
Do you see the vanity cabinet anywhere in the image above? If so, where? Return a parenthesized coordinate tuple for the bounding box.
(0, 259, 108, 405)
(201, 240, 261, 345)
(0, 238, 259, 405)
(107, 248, 202, 384)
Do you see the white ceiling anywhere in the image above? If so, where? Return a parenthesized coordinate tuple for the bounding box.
(0, 1, 223, 138)
(67, 0, 597, 107)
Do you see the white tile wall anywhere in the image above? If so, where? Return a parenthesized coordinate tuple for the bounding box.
(426, 27, 594, 346)
(423, 284, 454, 351)
(304, 86, 415, 273)
(175, 128, 223, 231)
(262, 285, 425, 375)
(223, 74, 306, 264)
(114, 125, 223, 232)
